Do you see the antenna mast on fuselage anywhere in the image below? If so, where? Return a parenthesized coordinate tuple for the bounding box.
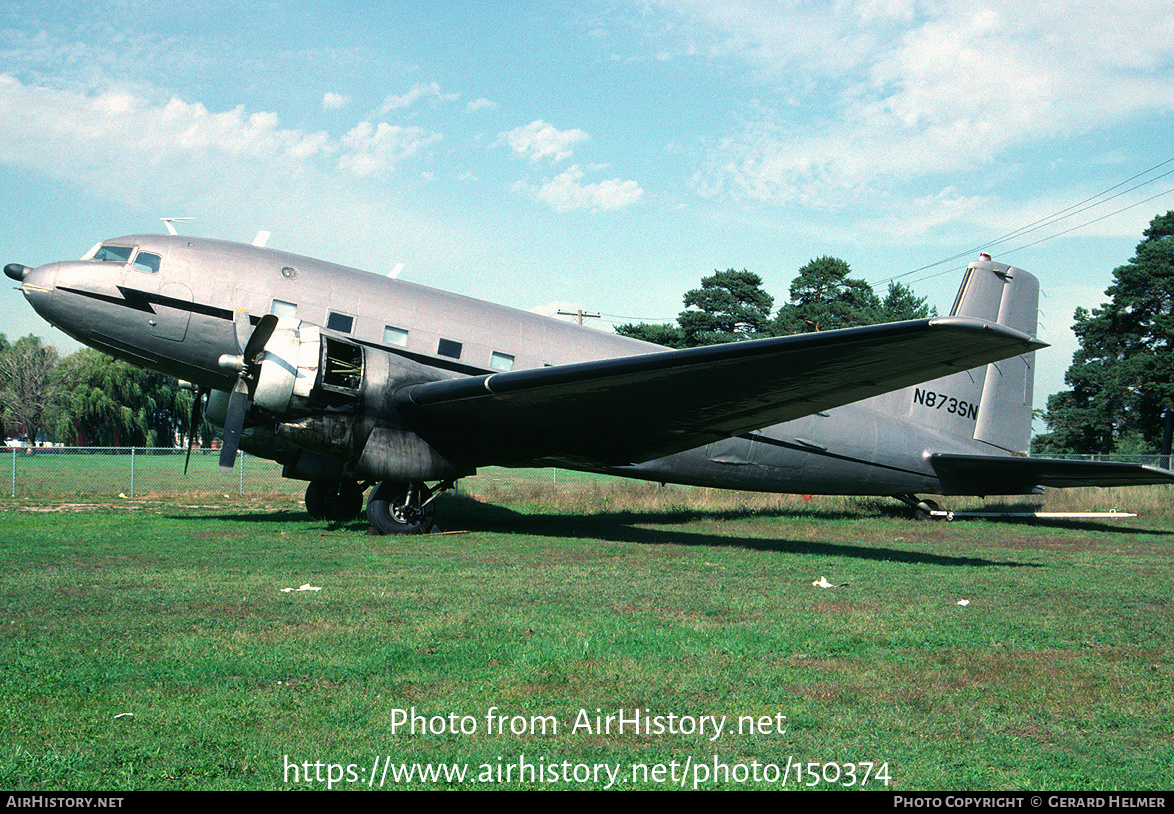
(161, 217, 195, 236)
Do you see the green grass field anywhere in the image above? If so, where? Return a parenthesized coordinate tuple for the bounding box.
(2, 484, 1172, 790)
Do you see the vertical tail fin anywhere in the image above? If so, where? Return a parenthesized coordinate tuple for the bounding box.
(953, 258, 1038, 453)
(884, 257, 1039, 454)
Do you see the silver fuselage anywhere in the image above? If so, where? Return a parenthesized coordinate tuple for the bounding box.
(14, 234, 1034, 496)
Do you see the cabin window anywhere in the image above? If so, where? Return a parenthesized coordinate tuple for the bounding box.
(132, 252, 161, 273)
(383, 325, 408, 347)
(270, 299, 297, 320)
(437, 338, 462, 359)
(327, 311, 354, 334)
(490, 351, 515, 372)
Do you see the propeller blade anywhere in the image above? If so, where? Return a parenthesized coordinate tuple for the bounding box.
(220, 313, 279, 473)
(219, 378, 249, 472)
(232, 310, 252, 355)
(244, 313, 278, 364)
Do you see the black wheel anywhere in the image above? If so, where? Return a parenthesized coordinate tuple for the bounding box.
(914, 499, 940, 522)
(305, 479, 365, 521)
(366, 481, 436, 535)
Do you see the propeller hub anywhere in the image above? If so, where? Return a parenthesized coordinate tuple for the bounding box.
(219, 354, 246, 372)
(5, 263, 32, 281)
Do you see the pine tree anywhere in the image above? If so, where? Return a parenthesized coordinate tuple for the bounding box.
(773, 256, 881, 334)
(1034, 212, 1174, 454)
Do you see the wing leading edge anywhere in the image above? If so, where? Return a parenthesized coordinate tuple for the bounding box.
(931, 453, 1174, 493)
(393, 316, 1045, 469)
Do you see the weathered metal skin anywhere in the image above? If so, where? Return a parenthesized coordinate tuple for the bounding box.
(11, 231, 1173, 532)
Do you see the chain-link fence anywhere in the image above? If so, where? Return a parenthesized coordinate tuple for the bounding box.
(4, 447, 1170, 502)
(0, 446, 639, 500)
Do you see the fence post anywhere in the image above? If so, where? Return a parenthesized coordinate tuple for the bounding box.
(239, 452, 245, 496)
(10, 448, 14, 498)
(130, 448, 136, 498)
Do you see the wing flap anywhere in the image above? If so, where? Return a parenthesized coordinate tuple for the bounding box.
(395, 317, 1045, 468)
(932, 453, 1174, 493)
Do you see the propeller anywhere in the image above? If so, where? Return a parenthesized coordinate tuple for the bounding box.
(219, 311, 278, 472)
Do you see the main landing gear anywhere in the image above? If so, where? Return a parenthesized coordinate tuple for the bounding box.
(304, 479, 454, 533)
(366, 480, 457, 534)
(304, 479, 365, 521)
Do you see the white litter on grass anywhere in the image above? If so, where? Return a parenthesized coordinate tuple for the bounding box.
(114, 713, 134, 719)
(281, 584, 322, 593)
(812, 576, 834, 588)
(957, 599, 971, 606)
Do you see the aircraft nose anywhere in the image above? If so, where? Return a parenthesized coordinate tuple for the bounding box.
(16, 262, 59, 315)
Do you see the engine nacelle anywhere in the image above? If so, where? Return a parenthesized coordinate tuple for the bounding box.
(248, 323, 470, 483)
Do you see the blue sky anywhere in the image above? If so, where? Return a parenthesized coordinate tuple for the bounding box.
(2, 0, 1173, 414)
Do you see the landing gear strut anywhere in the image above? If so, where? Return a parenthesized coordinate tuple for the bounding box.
(894, 494, 941, 521)
(366, 480, 453, 535)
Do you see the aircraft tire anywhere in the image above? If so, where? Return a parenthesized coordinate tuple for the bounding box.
(367, 480, 436, 535)
(914, 499, 939, 521)
(305, 479, 365, 521)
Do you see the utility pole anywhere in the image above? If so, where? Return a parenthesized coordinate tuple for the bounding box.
(557, 309, 601, 326)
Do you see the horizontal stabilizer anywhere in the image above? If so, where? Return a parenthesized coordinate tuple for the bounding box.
(395, 316, 1045, 468)
(931, 453, 1174, 493)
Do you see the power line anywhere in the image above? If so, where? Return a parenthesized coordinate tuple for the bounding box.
(880, 156, 1174, 288)
(901, 184, 1174, 291)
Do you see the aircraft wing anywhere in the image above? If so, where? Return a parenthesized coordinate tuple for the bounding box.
(392, 316, 1044, 469)
(931, 453, 1174, 493)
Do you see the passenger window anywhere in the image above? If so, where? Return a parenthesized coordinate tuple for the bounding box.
(437, 338, 462, 359)
(132, 252, 161, 273)
(326, 312, 354, 334)
(383, 326, 408, 347)
(270, 299, 297, 320)
(490, 351, 515, 372)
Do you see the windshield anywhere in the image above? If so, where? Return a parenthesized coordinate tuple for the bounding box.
(92, 245, 135, 263)
(84, 243, 162, 273)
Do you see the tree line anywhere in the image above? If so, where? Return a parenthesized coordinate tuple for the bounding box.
(0, 337, 201, 448)
(615, 256, 935, 348)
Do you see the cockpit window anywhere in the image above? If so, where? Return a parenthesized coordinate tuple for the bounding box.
(92, 245, 135, 263)
(132, 252, 161, 274)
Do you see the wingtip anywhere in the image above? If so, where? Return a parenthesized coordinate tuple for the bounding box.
(928, 315, 1049, 351)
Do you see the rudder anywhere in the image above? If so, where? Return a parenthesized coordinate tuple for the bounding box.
(883, 256, 1039, 453)
(952, 258, 1038, 453)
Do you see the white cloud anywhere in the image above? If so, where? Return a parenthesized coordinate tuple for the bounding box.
(502, 120, 589, 163)
(0, 72, 439, 211)
(322, 92, 351, 110)
(376, 82, 459, 115)
(467, 97, 497, 112)
(513, 164, 644, 212)
(337, 121, 441, 177)
(658, 0, 1174, 208)
(857, 187, 994, 240)
(0, 75, 332, 202)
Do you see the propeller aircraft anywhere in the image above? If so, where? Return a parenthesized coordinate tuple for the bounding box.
(8, 231, 1172, 533)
